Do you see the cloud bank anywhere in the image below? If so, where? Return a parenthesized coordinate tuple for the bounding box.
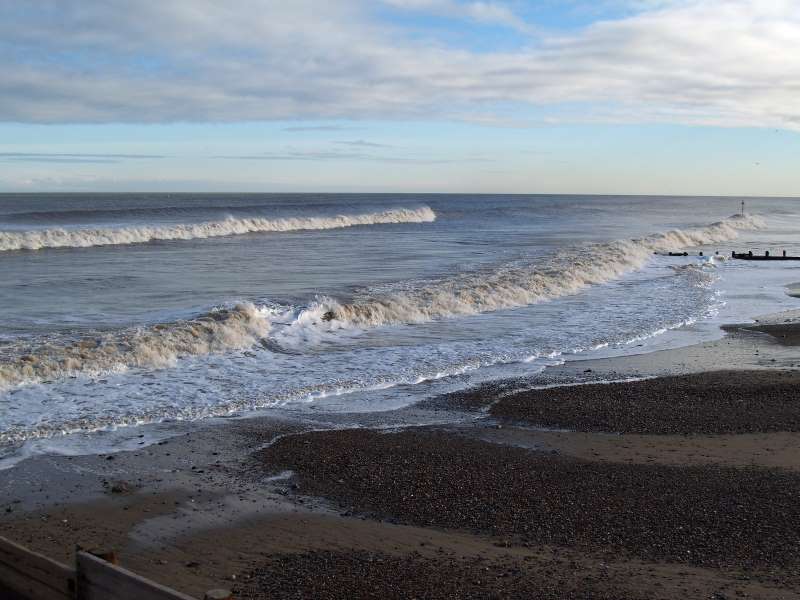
(1, 0, 798, 130)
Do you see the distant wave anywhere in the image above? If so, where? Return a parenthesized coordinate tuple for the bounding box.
(0, 214, 764, 389)
(0, 206, 437, 251)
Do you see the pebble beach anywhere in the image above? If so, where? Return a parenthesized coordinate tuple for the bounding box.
(2, 317, 799, 599)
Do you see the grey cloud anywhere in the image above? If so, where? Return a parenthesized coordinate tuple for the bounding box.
(1, 1, 799, 131)
(282, 125, 361, 132)
(213, 150, 489, 164)
(0, 152, 166, 164)
(333, 140, 393, 148)
(0, 153, 165, 158)
(2, 157, 118, 164)
(380, 0, 534, 32)
(215, 151, 371, 161)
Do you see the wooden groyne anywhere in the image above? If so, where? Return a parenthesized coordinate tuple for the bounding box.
(731, 250, 800, 261)
(0, 535, 232, 600)
(656, 250, 800, 261)
(656, 251, 718, 257)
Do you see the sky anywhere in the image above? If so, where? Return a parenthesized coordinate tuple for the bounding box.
(0, 0, 798, 195)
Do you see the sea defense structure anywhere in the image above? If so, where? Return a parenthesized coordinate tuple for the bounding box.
(658, 249, 800, 260)
(731, 250, 800, 261)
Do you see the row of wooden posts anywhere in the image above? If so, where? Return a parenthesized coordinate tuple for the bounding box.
(731, 249, 800, 260)
(0, 535, 232, 600)
(663, 250, 800, 260)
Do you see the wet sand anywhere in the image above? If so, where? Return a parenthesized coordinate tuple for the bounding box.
(725, 321, 800, 346)
(2, 319, 800, 598)
(471, 427, 800, 471)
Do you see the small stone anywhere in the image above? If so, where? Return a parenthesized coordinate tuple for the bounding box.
(110, 481, 131, 494)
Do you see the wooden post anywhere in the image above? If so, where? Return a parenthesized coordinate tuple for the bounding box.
(765, 250, 770, 257)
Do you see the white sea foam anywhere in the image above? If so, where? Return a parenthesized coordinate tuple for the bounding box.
(0, 303, 270, 389)
(0, 206, 437, 251)
(308, 213, 764, 329)
(0, 214, 764, 389)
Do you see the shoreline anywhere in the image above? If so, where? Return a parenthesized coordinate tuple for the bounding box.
(1, 303, 793, 471)
(2, 315, 800, 598)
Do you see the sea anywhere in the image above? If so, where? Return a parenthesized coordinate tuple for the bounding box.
(1, 194, 799, 467)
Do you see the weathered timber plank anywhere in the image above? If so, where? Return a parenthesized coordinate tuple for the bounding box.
(0, 562, 72, 600)
(0, 536, 74, 600)
(76, 552, 198, 600)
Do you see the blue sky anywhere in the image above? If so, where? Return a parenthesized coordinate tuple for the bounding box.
(0, 0, 798, 195)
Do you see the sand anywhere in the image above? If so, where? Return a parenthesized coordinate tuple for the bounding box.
(259, 429, 800, 572)
(2, 318, 800, 599)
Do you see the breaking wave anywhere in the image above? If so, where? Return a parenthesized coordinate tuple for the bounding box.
(0, 214, 763, 389)
(0, 304, 270, 389)
(0, 206, 437, 251)
(307, 214, 763, 328)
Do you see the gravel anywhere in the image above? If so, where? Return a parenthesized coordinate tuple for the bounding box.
(234, 550, 654, 600)
(489, 370, 800, 434)
(259, 428, 800, 572)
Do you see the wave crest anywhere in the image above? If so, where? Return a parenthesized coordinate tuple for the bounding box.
(0, 214, 764, 389)
(0, 206, 437, 251)
(314, 213, 763, 328)
(0, 303, 270, 389)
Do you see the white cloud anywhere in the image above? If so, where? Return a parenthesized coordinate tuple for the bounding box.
(380, 0, 532, 31)
(1, 0, 799, 131)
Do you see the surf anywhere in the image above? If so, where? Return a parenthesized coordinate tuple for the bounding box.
(0, 206, 437, 251)
(0, 214, 763, 390)
(0, 303, 271, 389)
(309, 214, 764, 329)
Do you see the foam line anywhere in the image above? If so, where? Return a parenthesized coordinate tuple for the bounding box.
(310, 214, 764, 328)
(0, 214, 764, 389)
(0, 206, 437, 251)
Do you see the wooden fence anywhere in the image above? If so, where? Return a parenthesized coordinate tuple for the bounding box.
(0, 535, 231, 600)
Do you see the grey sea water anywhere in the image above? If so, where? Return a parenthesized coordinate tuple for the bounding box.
(1, 194, 799, 463)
